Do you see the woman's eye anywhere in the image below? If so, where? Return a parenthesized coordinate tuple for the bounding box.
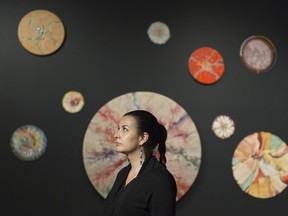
(123, 127, 128, 132)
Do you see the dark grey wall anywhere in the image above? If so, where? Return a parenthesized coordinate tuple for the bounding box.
(1, 0, 288, 215)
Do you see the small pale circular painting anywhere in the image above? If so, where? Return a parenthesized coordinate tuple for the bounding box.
(147, 21, 171, 45)
(11, 124, 47, 161)
(82, 91, 202, 201)
(18, 9, 65, 55)
(232, 131, 288, 199)
(240, 35, 277, 74)
(62, 91, 85, 113)
(188, 47, 225, 85)
(212, 115, 235, 139)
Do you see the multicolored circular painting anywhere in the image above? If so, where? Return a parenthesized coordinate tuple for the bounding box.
(18, 9, 65, 55)
(232, 131, 288, 199)
(212, 115, 235, 139)
(188, 47, 225, 84)
(82, 91, 202, 201)
(240, 35, 277, 74)
(147, 21, 171, 45)
(62, 91, 85, 113)
(10, 125, 47, 161)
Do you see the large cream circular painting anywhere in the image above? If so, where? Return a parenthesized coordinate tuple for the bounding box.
(82, 91, 202, 201)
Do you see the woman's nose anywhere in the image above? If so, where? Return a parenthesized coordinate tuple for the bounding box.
(114, 131, 119, 139)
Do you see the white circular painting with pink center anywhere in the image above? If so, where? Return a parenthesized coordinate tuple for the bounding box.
(82, 91, 202, 201)
(232, 131, 288, 199)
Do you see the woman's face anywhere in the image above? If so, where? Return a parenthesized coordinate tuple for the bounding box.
(114, 115, 141, 155)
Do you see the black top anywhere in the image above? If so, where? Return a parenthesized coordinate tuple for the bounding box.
(104, 155, 177, 216)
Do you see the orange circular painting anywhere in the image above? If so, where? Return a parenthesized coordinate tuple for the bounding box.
(188, 47, 225, 84)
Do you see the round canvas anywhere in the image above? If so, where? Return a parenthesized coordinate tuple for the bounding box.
(240, 35, 277, 74)
(188, 47, 225, 84)
(232, 131, 288, 199)
(147, 21, 171, 45)
(82, 91, 202, 201)
(62, 91, 85, 113)
(18, 9, 65, 55)
(212, 115, 235, 139)
(10, 124, 47, 161)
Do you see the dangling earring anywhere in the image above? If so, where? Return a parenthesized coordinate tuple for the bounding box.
(127, 157, 130, 165)
(140, 145, 143, 166)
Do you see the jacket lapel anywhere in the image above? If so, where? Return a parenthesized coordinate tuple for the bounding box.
(105, 165, 130, 216)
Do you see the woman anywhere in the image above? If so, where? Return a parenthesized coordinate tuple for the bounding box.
(104, 110, 177, 216)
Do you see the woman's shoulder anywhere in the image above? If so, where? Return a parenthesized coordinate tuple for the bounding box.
(147, 157, 175, 181)
(148, 159, 177, 194)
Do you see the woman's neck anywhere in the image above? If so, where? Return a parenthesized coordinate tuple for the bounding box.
(124, 153, 145, 186)
(127, 153, 145, 170)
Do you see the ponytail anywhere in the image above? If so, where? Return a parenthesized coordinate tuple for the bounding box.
(158, 123, 167, 166)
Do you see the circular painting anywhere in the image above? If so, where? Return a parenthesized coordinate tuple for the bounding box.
(188, 47, 225, 85)
(232, 131, 288, 199)
(240, 35, 277, 74)
(147, 21, 171, 45)
(212, 115, 235, 139)
(10, 124, 47, 161)
(82, 91, 202, 201)
(62, 91, 85, 113)
(18, 9, 65, 55)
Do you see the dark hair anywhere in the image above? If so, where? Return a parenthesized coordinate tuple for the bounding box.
(124, 110, 167, 166)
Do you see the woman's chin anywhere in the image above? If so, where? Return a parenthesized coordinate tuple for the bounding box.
(115, 146, 124, 153)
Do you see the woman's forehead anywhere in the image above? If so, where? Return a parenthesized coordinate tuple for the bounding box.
(119, 115, 136, 126)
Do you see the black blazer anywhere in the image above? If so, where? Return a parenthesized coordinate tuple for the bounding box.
(104, 155, 177, 216)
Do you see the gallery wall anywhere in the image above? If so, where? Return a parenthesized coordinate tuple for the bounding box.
(1, 0, 288, 215)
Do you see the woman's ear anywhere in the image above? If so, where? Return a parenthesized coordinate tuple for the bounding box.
(139, 132, 149, 145)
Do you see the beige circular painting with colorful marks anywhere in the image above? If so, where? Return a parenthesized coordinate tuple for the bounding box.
(188, 47, 225, 85)
(18, 9, 65, 55)
(62, 91, 85, 113)
(82, 91, 202, 201)
(240, 35, 277, 74)
(232, 131, 288, 199)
